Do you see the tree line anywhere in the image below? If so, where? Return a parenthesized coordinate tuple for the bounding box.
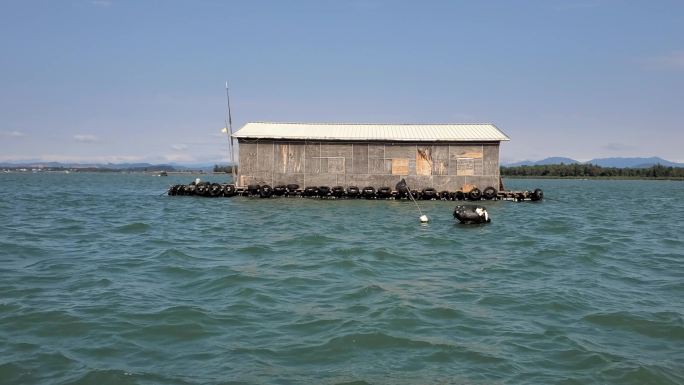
(213, 165, 238, 173)
(500, 163, 684, 179)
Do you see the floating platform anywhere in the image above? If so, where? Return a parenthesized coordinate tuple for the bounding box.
(167, 182, 543, 202)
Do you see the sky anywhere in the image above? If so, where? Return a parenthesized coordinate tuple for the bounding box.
(1, 0, 683, 165)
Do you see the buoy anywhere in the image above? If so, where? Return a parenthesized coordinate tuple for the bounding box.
(419, 215, 429, 223)
(453, 205, 491, 224)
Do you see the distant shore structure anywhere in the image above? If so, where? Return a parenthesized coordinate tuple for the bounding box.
(231, 122, 510, 191)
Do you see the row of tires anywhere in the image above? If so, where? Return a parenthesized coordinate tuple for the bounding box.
(167, 182, 542, 201)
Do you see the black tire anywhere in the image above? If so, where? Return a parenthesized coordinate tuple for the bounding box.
(273, 185, 287, 196)
(304, 186, 318, 197)
(362, 186, 376, 199)
(332, 186, 345, 197)
(439, 190, 451, 200)
(468, 188, 482, 201)
(422, 188, 437, 200)
(196, 184, 207, 196)
(203, 184, 214, 197)
(286, 184, 299, 192)
(377, 187, 392, 198)
(318, 186, 331, 197)
(483, 186, 497, 200)
(247, 184, 261, 196)
(531, 188, 544, 201)
(346, 186, 360, 197)
(209, 183, 222, 197)
(260, 185, 273, 198)
(223, 184, 236, 197)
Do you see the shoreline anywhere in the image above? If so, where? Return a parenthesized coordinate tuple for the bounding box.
(503, 175, 684, 181)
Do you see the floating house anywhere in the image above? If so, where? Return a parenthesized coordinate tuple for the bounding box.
(232, 122, 510, 191)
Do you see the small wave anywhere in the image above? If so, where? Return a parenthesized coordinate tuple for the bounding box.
(275, 233, 338, 247)
(419, 305, 465, 320)
(342, 284, 386, 300)
(236, 245, 274, 256)
(583, 311, 684, 340)
(114, 222, 151, 234)
(599, 362, 684, 385)
(64, 368, 181, 385)
(154, 248, 193, 261)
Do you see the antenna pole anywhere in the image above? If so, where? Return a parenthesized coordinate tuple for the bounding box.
(225, 81, 237, 183)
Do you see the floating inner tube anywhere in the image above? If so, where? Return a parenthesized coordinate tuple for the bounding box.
(531, 188, 544, 201)
(377, 187, 392, 198)
(422, 188, 437, 200)
(453, 205, 491, 224)
(468, 188, 482, 201)
(318, 186, 331, 197)
(273, 185, 287, 196)
(304, 186, 318, 197)
(332, 186, 345, 197)
(482, 186, 497, 200)
(362, 186, 376, 199)
(346, 186, 360, 197)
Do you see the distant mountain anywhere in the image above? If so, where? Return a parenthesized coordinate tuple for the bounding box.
(0, 161, 178, 171)
(586, 157, 684, 168)
(504, 156, 683, 168)
(0, 160, 236, 172)
(504, 157, 580, 167)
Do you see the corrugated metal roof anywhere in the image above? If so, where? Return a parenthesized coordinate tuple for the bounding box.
(232, 122, 510, 142)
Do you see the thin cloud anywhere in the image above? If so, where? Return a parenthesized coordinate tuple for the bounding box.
(1, 130, 25, 138)
(73, 134, 99, 143)
(171, 144, 188, 151)
(642, 50, 684, 70)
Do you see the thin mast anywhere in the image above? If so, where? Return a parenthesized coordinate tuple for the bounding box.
(225, 81, 236, 183)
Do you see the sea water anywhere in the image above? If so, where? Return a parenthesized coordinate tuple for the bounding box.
(1, 173, 682, 384)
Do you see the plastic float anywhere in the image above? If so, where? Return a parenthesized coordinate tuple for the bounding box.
(453, 205, 491, 224)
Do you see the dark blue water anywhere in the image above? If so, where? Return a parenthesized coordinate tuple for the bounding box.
(1, 173, 682, 384)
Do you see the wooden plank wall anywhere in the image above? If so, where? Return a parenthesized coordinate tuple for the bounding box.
(237, 140, 501, 190)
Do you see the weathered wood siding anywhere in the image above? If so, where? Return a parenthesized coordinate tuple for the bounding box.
(237, 140, 501, 191)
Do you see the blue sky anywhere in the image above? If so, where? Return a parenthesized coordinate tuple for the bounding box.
(1, 0, 682, 164)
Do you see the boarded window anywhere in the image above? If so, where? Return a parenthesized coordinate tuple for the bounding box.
(392, 158, 409, 175)
(457, 157, 475, 176)
(416, 148, 432, 176)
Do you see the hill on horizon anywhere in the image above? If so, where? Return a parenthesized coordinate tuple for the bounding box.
(503, 156, 684, 168)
